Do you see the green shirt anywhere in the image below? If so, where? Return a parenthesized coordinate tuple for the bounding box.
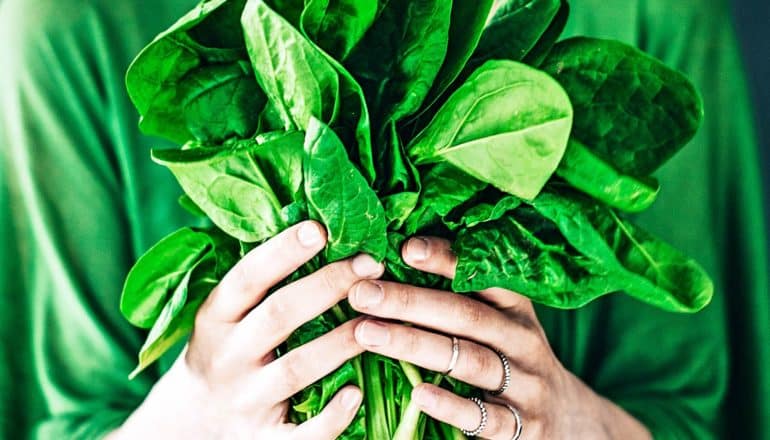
(1, 0, 767, 439)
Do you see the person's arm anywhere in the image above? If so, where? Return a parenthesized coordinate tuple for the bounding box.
(0, 4, 160, 437)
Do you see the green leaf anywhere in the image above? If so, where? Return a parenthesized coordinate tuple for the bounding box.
(556, 139, 660, 212)
(152, 134, 306, 242)
(120, 227, 212, 328)
(125, 0, 261, 144)
(345, 0, 452, 197)
(303, 118, 388, 261)
(242, 0, 340, 130)
(522, 0, 569, 66)
(346, 0, 452, 124)
(405, 163, 486, 235)
(178, 194, 207, 218)
(301, 0, 379, 60)
(243, 0, 377, 183)
(541, 37, 704, 176)
(176, 62, 265, 143)
(449, 194, 522, 229)
(123, 228, 239, 376)
(408, 60, 573, 200)
(471, 0, 560, 64)
(418, 0, 495, 114)
(453, 191, 713, 312)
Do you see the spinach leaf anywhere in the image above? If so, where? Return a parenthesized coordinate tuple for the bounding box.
(346, 0, 451, 124)
(404, 163, 486, 235)
(448, 194, 522, 229)
(418, 0, 494, 116)
(242, 0, 340, 130)
(522, 0, 569, 66)
(152, 133, 306, 242)
(122, 227, 239, 375)
(453, 191, 713, 312)
(125, 0, 261, 144)
(556, 139, 660, 212)
(243, 0, 377, 183)
(121, 227, 212, 328)
(301, 0, 379, 60)
(304, 118, 388, 261)
(408, 60, 573, 200)
(541, 37, 704, 176)
(470, 0, 560, 65)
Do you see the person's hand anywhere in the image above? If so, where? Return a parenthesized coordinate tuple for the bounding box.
(348, 236, 652, 440)
(110, 221, 385, 440)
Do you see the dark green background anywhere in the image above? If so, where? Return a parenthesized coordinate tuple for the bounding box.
(732, 0, 770, 222)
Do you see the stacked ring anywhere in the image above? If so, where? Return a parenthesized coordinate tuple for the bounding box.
(490, 350, 511, 396)
(461, 397, 488, 437)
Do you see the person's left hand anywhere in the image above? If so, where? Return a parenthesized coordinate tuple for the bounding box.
(347, 236, 651, 440)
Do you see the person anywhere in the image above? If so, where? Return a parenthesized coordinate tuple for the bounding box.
(0, 0, 767, 439)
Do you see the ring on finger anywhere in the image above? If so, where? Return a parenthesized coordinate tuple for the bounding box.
(444, 336, 460, 375)
(504, 403, 523, 440)
(489, 350, 511, 396)
(461, 397, 488, 437)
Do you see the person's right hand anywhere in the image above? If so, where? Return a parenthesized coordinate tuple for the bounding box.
(109, 221, 385, 440)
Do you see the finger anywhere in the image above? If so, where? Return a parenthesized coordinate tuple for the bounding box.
(292, 385, 362, 440)
(355, 320, 518, 392)
(252, 319, 366, 404)
(232, 254, 383, 356)
(348, 280, 540, 352)
(412, 384, 522, 440)
(199, 221, 327, 323)
(402, 236, 534, 312)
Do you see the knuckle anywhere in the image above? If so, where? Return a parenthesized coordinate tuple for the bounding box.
(455, 299, 484, 330)
(464, 344, 496, 379)
(318, 263, 346, 293)
(390, 284, 412, 312)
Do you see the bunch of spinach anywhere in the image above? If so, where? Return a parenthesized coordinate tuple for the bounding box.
(121, 0, 712, 438)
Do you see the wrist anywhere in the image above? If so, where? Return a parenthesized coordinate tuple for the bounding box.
(112, 358, 213, 439)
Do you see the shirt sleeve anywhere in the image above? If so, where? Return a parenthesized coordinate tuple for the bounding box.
(0, 3, 160, 438)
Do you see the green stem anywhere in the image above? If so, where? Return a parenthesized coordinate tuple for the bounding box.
(363, 353, 390, 439)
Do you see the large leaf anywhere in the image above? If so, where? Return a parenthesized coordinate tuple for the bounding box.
(301, 0, 379, 60)
(470, 0, 560, 65)
(243, 0, 376, 183)
(419, 0, 494, 113)
(121, 227, 212, 328)
(453, 191, 713, 312)
(541, 37, 704, 176)
(408, 60, 573, 200)
(303, 118, 388, 261)
(521, 0, 569, 66)
(556, 139, 660, 212)
(152, 134, 306, 242)
(125, 0, 261, 144)
(242, 0, 340, 130)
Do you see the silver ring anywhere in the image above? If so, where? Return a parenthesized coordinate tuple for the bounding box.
(490, 350, 511, 395)
(444, 336, 460, 375)
(461, 397, 488, 437)
(505, 404, 523, 440)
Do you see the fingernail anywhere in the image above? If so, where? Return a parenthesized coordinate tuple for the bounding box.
(340, 388, 362, 411)
(351, 254, 384, 277)
(412, 386, 437, 410)
(356, 321, 390, 347)
(406, 237, 429, 262)
(353, 281, 384, 309)
(297, 222, 323, 248)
